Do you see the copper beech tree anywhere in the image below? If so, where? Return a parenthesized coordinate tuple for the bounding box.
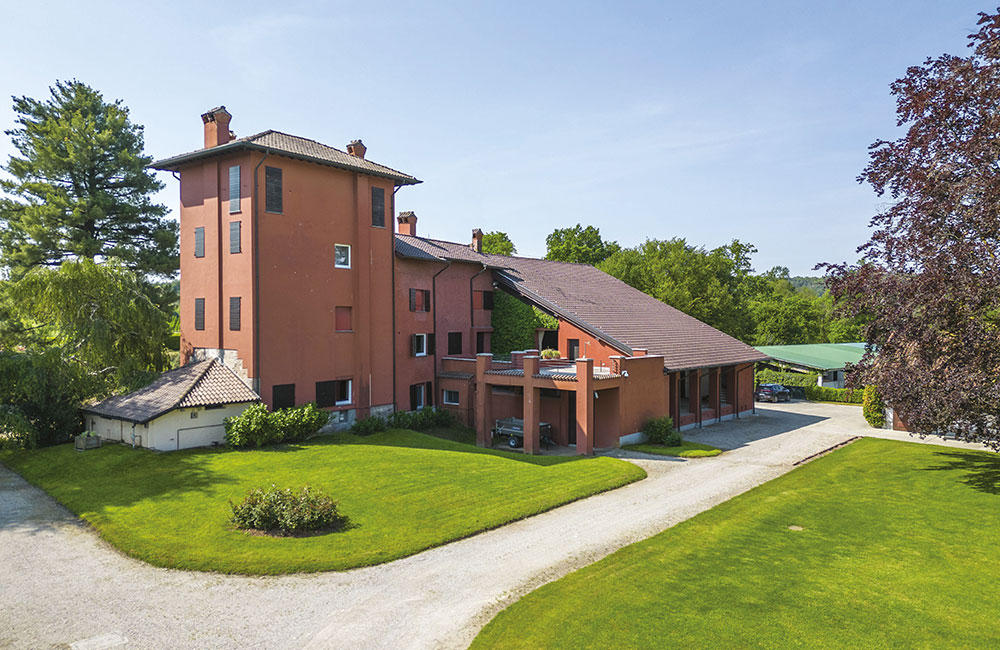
(822, 10, 1000, 448)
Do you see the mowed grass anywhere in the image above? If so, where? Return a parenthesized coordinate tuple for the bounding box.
(0, 429, 644, 575)
(472, 438, 1000, 649)
(622, 440, 722, 458)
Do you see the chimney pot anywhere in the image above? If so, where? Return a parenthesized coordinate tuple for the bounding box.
(397, 211, 417, 236)
(200, 106, 232, 148)
(471, 228, 483, 253)
(347, 139, 367, 159)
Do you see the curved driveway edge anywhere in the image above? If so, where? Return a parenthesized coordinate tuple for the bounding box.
(1, 403, 983, 649)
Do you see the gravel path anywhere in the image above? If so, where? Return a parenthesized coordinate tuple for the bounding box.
(1, 402, 985, 650)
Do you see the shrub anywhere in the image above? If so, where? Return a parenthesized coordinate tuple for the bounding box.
(224, 403, 278, 448)
(644, 415, 680, 446)
(803, 385, 864, 404)
(351, 415, 387, 436)
(386, 407, 453, 432)
(0, 405, 38, 450)
(229, 484, 345, 535)
(755, 369, 820, 388)
(540, 348, 561, 359)
(271, 403, 328, 442)
(862, 385, 886, 428)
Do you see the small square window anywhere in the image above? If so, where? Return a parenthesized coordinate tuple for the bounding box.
(447, 332, 462, 355)
(334, 244, 351, 269)
(317, 379, 351, 407)
(272, 384, 295, 410)
(335, 306, 352, 332)
(443, 389, 460, 406)
(413, 333, 427, 357)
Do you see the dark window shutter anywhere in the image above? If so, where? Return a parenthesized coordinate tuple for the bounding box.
(477, 331, 487, 354)
(194, 227, 205, 258)
(316, 381, 335, 408)
(194, 298, 205, 331)
(423, 289, 432, 312)
(272, 384, 295, 410)
(229, 165, 240, 213)
(371, 186, 385, 227)
(409, 288, 417, 312)
(425, 381, 434, 407)
(409, 384, 418, 411)
(483, 291, 494, 310)
(448, 332, 462, 355)
(229, 297, 241, 331)
(411, 334, 418, 357)
(229, 221, 241, 253)
(427, 333, 436, 355)
(265, 166, 282, 213)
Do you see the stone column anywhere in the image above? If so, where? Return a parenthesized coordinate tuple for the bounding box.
(575, 357, 595, 455)
(522, 355, 540, 454)
(475, 353, 493, 447)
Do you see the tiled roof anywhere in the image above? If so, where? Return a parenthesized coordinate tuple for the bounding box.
(396, 235, 768, 371)
(82, 360, 260, 424)
(151, 130, 420, 185)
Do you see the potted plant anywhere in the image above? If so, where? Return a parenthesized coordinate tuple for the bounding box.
(74, 431, 102, 451)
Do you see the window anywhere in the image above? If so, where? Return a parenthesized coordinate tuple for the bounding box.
(410, 382, 432, 410)
(265, 166, 282, 213)
(229, 221, 241, 253)
(447, 332, 462, 355)
(229, 165, 241, 213)
(409, 288, 431, 312)
(412, 333, 434, 357)
(371, 186, 385, 227)
(567, 339, 580, 361)
(194, 227, 205, 258)
(474, 290, 495, 310)
(335, 306, 352, 332)
(476, 331, 488, 354)
(334, 243, 351, 269)
(443, 389, 460, 405)
(316, 380, 352, 407)
(229, 297, 241, 331)
(194, 298, 205, 331)
(272, 384, 295, 409)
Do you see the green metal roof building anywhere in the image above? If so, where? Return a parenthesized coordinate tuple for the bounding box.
(753, 343, 868, 388)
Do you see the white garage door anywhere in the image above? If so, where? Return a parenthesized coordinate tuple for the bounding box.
(175, 425, 226, 450)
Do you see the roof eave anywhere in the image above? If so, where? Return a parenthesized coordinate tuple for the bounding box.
(150, 142, 422, 186)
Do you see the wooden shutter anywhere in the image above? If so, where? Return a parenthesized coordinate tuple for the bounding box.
(229, 297, 241, 331)
(265, 166, 282, 213)
(411, 334, 418, 357)
(423, 289, 432, 312)
(448, 332, 462, 355)
(409, 384, 418, 411)
(371, 186, 385, 227)
(194, 298, 205, 331)
(425, 381, 434, 407)
(315, 381, 334, 408)
(194, 227, 205, 258)
(273, 384, 295, 409)
(427, 333, 436, 355)
(229, 165, 240, 213)
(409, 288, 417, 312)
(472, 291, 483, 310)
(483, 291, 494, 310)
(229, 221, 241, 253)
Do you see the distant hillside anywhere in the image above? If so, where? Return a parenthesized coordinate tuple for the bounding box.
(789, 276, 827, 295)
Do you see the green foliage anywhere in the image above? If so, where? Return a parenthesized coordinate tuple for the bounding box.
(225, 403, 327, 448)
(862, 385, 886, 428)
(490, 290, 558, 356)
(545, 224, 621, 265)
(643, 416, 680, 446)
(0, 405, 37, 450)
(229, 484, 345, 535)
(623, 441, 722, 458)
(754, 369, 819, 388)
(0, 348, 86, 446)
(270, 403, 328, 442)
(482, 231, 516, 256)
(351, 414, 387, 436)
(0, 80, 176, 277)
(2, 259, 171, 393)
(385, 407, 454, 431)
(540, 349, 561, 359)
(804, 385, 863, 404)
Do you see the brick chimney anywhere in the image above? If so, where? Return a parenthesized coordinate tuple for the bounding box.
(201, 106, 232, 148)
(471, 228, 483, 253)
(346, 139, 366, 159)
(397, 211, 417, 236)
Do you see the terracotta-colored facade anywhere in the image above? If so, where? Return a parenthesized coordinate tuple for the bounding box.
(156, 107, 764, 449)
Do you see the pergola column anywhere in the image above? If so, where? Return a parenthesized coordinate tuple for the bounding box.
(575, 357, 595, 455)
(522, 355, 540, 454)
(475, 353, 493, 447)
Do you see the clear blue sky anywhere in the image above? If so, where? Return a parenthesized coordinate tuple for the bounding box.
(0, 1, 989, 275)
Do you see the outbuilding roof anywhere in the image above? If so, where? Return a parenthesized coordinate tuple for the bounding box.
(395, 234, 768, 371)
(82, 359, 260, 424)
(753, 343, 867, 372)
(151, 130, 421, 186)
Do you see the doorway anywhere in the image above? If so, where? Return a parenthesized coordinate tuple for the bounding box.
(567, 391, 577, 445)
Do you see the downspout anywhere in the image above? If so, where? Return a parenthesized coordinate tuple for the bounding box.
(251, 150, 270, 396)
(391, 185, 401, 411)
(431, 260, 451, 406)
(470, 262, 488, 345)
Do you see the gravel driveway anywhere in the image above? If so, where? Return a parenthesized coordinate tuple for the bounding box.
(1, 402, 982, 650)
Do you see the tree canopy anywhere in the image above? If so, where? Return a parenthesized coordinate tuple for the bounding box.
(545, 224, 620, 265)
(0, 80, 177, 278)
(482, 231, 516, 256)
(821, 10, 1000, 448)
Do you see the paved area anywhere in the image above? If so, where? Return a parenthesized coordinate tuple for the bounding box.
(0, 402, 988, 650)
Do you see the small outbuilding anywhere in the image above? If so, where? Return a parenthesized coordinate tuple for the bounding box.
(82, 359, 260, 451)
(753, 343, 867, 388)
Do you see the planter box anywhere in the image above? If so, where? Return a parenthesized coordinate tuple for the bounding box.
(75, 436, 102, 451)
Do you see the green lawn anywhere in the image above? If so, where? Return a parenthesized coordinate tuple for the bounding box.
(0, 429, 644, 575)
(621, 440, 722, 458)
(472, 438, 1000, 649)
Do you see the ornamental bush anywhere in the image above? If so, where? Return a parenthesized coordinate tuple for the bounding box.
(229, 484, 345, 535)
(385, 407, 453, 432)
(862, 385, 886, 428)
(644, 415, 680, 446)
(540, 348, 561, 359)
(351, 414, 387, 436)
(271, 403, 328, 442)
(0, 405, 38, 450)
(225, 403, 328, 448)
(803, 385, 864, 404)
(755, 369, 820, 388)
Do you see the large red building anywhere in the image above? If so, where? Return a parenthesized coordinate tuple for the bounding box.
(153, 108, 767, 453)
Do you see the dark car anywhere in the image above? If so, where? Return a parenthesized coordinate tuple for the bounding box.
(755, 383, 791, 402)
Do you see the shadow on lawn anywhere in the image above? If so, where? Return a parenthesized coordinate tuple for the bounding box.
(337, 430, 585, 467)
(923, 450, 1000, 495)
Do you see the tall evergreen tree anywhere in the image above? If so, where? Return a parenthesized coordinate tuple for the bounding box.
(0, 80, 177, 277)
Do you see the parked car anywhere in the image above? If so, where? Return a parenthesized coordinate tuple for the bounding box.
(755, 383, 791, 402)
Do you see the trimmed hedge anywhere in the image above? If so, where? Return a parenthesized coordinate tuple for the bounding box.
(803, 385, 864, 404)
(755, 369, 820, 388)
(225, 403, 329, 448)
(351, 407, 454, 436)
(862, 385, 886, 427)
